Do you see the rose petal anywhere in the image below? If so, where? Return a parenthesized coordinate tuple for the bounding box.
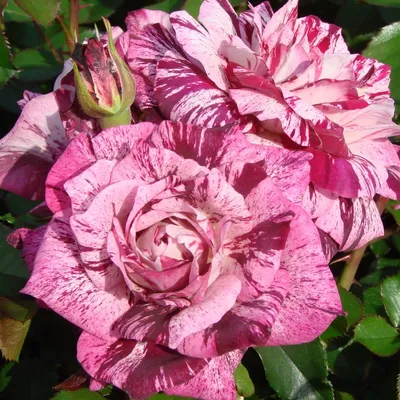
(21, 213, 130, 340)
(310, 149, 379, 198)
(189, 169, 253, 240)
(302, 184, 337, 219)
(111, 303, 174, 345)
(198, 0, 239, 49)
(315, 196, 383, 251)
(0, 93, 67, 200)
(155, 52, 240, 127)
(264, 204, 342, 345)
(168, 274, 242, 349)
(151, 121, 263, 169)
(127, 21, 180, 109)
(176, 269, 290, 357)
(77, 331, 208, 400)
(46, 133, 97, 213)
(171, 11, 229, 91)
(165, 350, 243, 400)
(64, 159, 116, 213)
(352, 54, 390, 101)
(110, 141, 208, 184)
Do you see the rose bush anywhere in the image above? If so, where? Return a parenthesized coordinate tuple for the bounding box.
(15, 121, 341, 399)
(126, 0, 400, 253)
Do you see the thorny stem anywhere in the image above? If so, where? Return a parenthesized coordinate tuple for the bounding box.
(338, 196, 388, 290)
(56, 15, 75, 54)
(69, 0, 79, 43)
(33, 21, 63, 63)
(338, 243, 368, 291)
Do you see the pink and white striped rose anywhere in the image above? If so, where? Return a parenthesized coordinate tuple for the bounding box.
(126, 0, 400, 252)
(18, 121, 341, 399)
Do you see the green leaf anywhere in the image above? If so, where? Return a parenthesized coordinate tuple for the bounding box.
(0, 274, 27, 297)
(381, 274, 400, 327)
(322, 287, 362, 340)
(0, 79, 43, 113)
(354, 316, 400, 357)
(51, 389, 105, 400)
(97, 386, 112, 396)
(183, 0, 202, 17)
(0, 361, 14, 391)
(147, 0, 185, 13)
(0, 224, 29, 279)
(0, 31, 19, 87)
(234, 363, 255, 397)
(50, 28, 96, 52)
(0, 31, 11, 68)
(335, 0, 373, 37)
(361, 0, 400, 6)
(1, 191, 41, 216)
(0, 214, 15, 225)
(339, 287, 363, 326)
(0, 297, 37, 321)
(2, 357, 59, 399)
(0, 66, 18, 87)
(4, 0, 30, 22)
(359, 267, 397, 286)
(0, 317, 31, 361)
(380, 6, 400, 23)
(0, 0, 8, 30)
(256, 339, 334, 400)
(362, 285, 386, 317)
(14, 0, 59, 25)
(370, 239, 390, 257)
(386, 200, 400, 225)
(364, 23, 400, 103)
(13, 48, 61, 81)
(0, 221, 29, 296)
(376, 257, 400, 269)
(335, 392, 355, 400)
(321, 317, 347, 340)
(60, 0, 124, 24)
(390, 232, 400, 253)
(5, 21, 46, 49)
(326, 342, 372, 381)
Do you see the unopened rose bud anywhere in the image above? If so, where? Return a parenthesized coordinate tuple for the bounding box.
(72, 18, 135, 128)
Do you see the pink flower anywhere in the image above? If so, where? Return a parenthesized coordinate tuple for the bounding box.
(0, 26, 129, 201)
(19, 121, 341, 399)
(126, 0, 400, 252)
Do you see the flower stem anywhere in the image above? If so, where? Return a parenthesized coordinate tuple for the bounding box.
(69, 0, 79, 42)
(33, 21, 63, 63)
(56, 15, 75, 54)
(338, 196, 388, 290)
(338, 243, 368, 290)
(99, 108, 132, 129)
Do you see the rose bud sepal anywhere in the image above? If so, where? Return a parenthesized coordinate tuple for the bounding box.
(72, 18, 135, 129)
